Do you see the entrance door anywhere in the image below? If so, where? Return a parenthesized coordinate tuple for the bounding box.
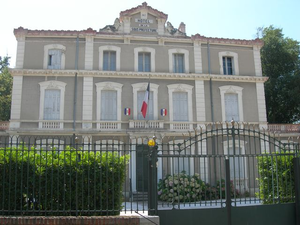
(136, 145, 149, 192)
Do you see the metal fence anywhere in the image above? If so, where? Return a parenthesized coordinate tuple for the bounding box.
(0, 125, 299, 217)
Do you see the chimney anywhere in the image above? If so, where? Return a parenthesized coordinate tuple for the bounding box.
(178, 22, 186, 33)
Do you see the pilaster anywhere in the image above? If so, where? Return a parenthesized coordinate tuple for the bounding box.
(84, 35, 94, 70)
(82, 77, 93, 129)
(253, 45, 262, 76)
(10, 76, 23, 129)
(193, 41, 203, 73)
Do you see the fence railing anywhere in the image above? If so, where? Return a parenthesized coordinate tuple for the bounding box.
(0, 129, 299, 216)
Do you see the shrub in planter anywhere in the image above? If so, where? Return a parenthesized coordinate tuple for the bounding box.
(0, 145, 129, 216)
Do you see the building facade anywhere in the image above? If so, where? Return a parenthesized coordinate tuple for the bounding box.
(9, 3, 268, 192)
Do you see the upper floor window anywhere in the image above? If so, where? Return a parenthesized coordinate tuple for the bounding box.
(219, 85, 244, 122)
(132, 83, 159, 120)
(223, 56, 233, 75)
(99, 46, 121, 71)
(103, 51, 116, 71)
(168, 49, 189, 73)
(219, 51, 239, 75)
(138, 52, 151, 72)
(95, 82, 123, 129)
(134, 47, 155, 72)
(43, 44, 66, 70)
(39, 80, 66, 129)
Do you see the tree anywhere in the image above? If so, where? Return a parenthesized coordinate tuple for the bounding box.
(259, 26, 300, 123)
(0, 56, 12, 121)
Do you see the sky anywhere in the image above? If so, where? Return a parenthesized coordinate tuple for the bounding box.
(1, 0, 299, 68)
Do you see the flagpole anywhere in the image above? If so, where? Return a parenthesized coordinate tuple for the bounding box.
(147, 73, 150, 121)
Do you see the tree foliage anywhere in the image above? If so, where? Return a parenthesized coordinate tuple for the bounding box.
(260, 26, 300, 123)
(0, 56, 12, 121)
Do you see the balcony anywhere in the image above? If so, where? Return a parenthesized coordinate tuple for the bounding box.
(129, 120, 164, 129)
(268, 124, 300, 133)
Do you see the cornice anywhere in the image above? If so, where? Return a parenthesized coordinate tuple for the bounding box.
(9, 69, 269, 83)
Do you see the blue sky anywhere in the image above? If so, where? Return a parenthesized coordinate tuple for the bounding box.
(1, 0, 299, 67)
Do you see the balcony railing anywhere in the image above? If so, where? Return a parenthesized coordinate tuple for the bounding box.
(129, 120, 164, 129)
(268, 124, 300, 133)
(97, 121, 121, 130)
(0, 121, 9, 131)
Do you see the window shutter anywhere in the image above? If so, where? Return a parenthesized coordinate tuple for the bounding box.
(173, 92, 188, 121)
(44, 89, 60, 120)
(101, 90, 117, 120)
(137, 91, 154, 120)
(103, 52, 109, 71)
(110, 51, 116, 71)
(144, 53, 151, 72)
(225, 93, 239, 121)
(138, 53, 143, 72)
(48, 49, 61, 69)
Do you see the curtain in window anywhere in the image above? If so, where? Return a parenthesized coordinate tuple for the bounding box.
(137, 91, 153, 120)
(103, 51, 116, 71)
(224, 93, 239, 121)
(138, 52, 151, 72)
(101, 90, 117, 120)
(173, 92, 188, 121)
(173, 54, 184, 73)
(44, 89, 61, 120)
(48, 49, 61, 69)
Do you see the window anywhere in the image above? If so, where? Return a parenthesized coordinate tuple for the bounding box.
(223, 56, 233, 75)
(167, 84, 193, 128)
(43, 44, 66, 69)
(173, 54, 185, 73)
(224, 93, 239, 121)
(95, 82, 123, 129)
(137, 90, 153, 120)
(39, 80, 66, 129)
(168, 49, 189, 73)
(44, 89, 61, 120)
(138, 52, 151, 72)
(101, 90, 117, 120)
(219, 51, 239, 75)
(173, 92, 188, 121)
(103, 51, 116, 71)
(134, 47, 155, 72)
(219, 85, 244, 122)
(99, 46, 121, 71)
(132, 83, 159, 120)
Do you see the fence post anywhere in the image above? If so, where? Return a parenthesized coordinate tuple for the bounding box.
(148, 144, 158, 216)
(294, 157, 300, 225)
(225, 158, 232, 225)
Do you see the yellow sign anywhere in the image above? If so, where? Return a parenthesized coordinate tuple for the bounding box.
(148, 139, 155, 147)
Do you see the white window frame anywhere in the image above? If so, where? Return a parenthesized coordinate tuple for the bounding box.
(219, 51, 239, 75)
(43, 44, 66, 69)
(219, 85, 244, 122)
(39, 80, 66, 128)
(99, 46, 121, 71)
(167, 84, 193, 123)
(223, 140, 248, 190)
(134, 47, 155, 72)
(95, 82, 123, 129)
(132, 83, 159, 120)
(168, 48, 189, 73)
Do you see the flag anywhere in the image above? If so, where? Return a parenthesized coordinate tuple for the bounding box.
(141, 82, 150, 118)
(124, 108, 131, 116)
(161, 108, 167, 116)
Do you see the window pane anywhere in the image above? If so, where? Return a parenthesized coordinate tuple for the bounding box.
(103, 51, 116, 71)
(144, 53, 151, 72)
(48, 49, 61, 69)
(138, 53, 151, 72)
(101, 90, 117, 120)
(44, 89, 60, 120)
(137, 91, 154, 120)
(223, 57, 233, 75)
(225, 93, 239, 121)
(227, 57, 233, 75)
(138, 53, 144, 72)
(173, 92, 188, 121)
(173, 54, 184, 73)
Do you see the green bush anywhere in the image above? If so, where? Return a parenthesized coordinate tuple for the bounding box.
(157, 172, 240, 203)
(0, 144, 129, 215)
(257, 152, 296, 204)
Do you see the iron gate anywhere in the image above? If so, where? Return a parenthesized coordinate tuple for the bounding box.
(147, 123, 300, 225)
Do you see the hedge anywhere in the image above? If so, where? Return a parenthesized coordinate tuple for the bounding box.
(257, 151, 296, 204)
(0, 145, 129, 216)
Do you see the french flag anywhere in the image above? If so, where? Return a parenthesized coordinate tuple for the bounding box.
(161, 108, 167, 116)
(124, 108, 131, 116)
(141, 82, 150, 118)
